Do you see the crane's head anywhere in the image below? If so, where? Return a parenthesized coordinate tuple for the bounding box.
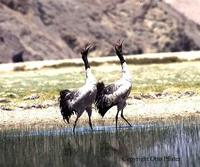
(81, 43, 95, 69)
(114, 40, 125, 64)
(81, 43, 94, 58)
(114, 39, 124, 57)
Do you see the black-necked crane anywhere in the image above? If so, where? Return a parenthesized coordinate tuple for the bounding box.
(95, 40, 132, 129)
(59, 44, 97, 132)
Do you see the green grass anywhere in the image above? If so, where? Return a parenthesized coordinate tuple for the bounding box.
(0, 61, 200, 109)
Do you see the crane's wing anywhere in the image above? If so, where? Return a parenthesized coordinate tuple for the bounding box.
(95, 82, 131, 117)
(70, 84, 96, 108)
(104, 83, 131, 104)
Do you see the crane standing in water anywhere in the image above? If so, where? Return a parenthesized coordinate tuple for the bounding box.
(59, 44, 97, 132)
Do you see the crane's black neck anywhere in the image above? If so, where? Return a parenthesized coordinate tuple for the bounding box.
(82, 55, 90, 69)
(117, 53, 125, 65)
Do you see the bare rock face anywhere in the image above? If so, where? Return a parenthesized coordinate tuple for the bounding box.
(0, 0, 200, 63)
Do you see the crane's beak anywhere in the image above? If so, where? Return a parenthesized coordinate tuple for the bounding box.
(81, 43, 96, 56)
(85, 43, 93, 51)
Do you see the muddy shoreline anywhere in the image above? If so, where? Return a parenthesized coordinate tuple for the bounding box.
(1, 94, 200, 131)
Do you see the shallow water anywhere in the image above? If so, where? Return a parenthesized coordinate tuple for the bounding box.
(0, 120, 200, 167)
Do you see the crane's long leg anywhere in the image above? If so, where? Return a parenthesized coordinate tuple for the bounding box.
(86, 106, 93, 131)
(121, 109, 132, 127)
(73, 116, 79, 133)
(116, 109, 120, 130)
(73, 111, 83, 133)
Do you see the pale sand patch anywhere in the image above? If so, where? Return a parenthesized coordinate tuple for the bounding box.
(1, 51, 200, 72)
(0, 95, 200, 131)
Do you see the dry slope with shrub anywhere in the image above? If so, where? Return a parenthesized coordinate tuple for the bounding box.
(0, 0, 200, 63)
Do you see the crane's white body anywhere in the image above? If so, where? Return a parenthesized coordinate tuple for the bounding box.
(104, 62, 132, 107)
(70, 68, 97, 112)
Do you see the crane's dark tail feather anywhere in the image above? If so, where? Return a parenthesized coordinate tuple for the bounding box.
(95, 82, 114, 117)
(59, 89, 74, 123)
(95, 82, 105, 101)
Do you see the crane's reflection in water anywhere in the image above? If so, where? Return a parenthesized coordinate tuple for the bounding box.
(0, 118, 200, 167)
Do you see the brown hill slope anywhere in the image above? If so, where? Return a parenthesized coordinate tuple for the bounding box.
(0, 0, 200, 63)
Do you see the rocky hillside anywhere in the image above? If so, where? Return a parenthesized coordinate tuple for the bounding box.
(0, 0, 200, 63)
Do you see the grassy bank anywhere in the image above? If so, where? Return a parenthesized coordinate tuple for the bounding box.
(0, 60, 200, 110)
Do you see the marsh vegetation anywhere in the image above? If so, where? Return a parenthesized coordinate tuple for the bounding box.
(0, 117, 200, 167)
